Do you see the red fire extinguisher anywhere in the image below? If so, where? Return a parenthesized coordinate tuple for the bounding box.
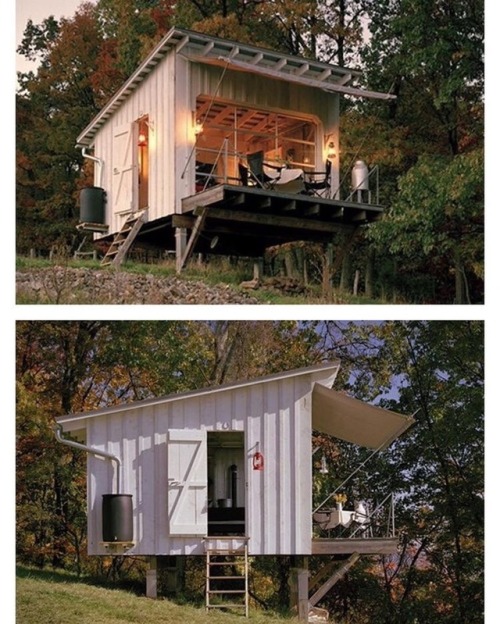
(253, 451, 264, 471)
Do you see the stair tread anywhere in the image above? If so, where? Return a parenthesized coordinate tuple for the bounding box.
(208, 590, 246, 594)
(206, 603, 247, 608)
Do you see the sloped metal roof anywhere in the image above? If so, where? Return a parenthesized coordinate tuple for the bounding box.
(76, 27, 393, 145)
(56, 361, 341, 427)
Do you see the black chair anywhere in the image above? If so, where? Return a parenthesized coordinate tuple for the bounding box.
(195, 161, 217, 191)
(238, 162, 249, 186)
(246, 151, 282, 188)
(304, 160, 332, 197)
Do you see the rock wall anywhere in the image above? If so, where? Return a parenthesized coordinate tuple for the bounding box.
(16, 267, 260, 305)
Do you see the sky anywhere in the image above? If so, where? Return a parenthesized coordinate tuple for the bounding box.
(16, 0, 96, 73)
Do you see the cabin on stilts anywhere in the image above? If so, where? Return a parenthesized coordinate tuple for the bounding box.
(75, 28, 394, 271)
(55, 362, 414, 621)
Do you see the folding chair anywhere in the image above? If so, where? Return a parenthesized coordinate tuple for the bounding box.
(304, 159, 332, 197)
(246, 151, 282, 188)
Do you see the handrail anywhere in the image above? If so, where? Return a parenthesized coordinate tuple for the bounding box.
(348, 492, 395, 538)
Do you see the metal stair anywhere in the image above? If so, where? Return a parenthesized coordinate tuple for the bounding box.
(205, 540, 249, 616)
(101, 212, 146, 267)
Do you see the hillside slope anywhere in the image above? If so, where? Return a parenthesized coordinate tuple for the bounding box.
(16, 566, 295, 624)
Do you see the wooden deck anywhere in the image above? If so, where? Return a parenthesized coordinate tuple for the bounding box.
(312, 537, 398, 556)
(176, 184, 384, 257)
(93, 184, 384, 261)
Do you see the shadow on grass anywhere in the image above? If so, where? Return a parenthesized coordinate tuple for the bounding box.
(15, 563, 207, 608)
(16, 564, 144, 596)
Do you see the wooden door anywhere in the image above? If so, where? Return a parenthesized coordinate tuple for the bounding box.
(112, 122, 136, 214)
(167, 429, 208, 535)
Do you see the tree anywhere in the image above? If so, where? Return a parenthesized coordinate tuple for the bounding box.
(316, 321, 484, 623)
(16, 4, 123, 253)
(368, 149, 484, 304)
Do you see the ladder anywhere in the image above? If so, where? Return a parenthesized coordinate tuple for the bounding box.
(101, 212, 146, 268)
(205, 540, 249, 617)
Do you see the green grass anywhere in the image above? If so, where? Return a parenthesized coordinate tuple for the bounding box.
(16, 565, 297, 624)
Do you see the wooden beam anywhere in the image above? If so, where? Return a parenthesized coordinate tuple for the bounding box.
(179, 207, 208, 269)
(193, 206, 353, 234)
(172, 214, 196, 228)
(309, 553, 360, 608)
(304, 204, 320, 216)
(181, 185, 225, 213)
(351, 209, 367, 223)
(282, 200, 297, 212)
(311, 538, 398, 556)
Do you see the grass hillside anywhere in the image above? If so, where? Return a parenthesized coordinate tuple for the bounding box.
(16, 566, 297, 624)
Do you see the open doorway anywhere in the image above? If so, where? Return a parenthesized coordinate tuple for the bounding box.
(207, 431, 246, 536)
(137, 116, 149, 210)
(194, 97, 318, 189)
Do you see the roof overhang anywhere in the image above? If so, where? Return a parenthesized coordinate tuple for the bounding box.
(312, 383, 414, 449)
(57, 361, 341, 430)
(76, 27, 395, 146)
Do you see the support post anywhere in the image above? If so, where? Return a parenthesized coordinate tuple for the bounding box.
(146, 556, 158, 599)
(179, 207, 208, 271)
(253, 259, 263, 281)
(289, 557, 309, 622)
(175, 228, 187, 273)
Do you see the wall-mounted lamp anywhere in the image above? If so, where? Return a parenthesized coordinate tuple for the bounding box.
(326, 141, 336, 161)
(319, 454, 329, 475)
(194, 119, 203, 136)
(138, 132, 148, 147)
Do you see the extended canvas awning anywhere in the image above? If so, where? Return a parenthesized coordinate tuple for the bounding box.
(312, 383, 415, 450)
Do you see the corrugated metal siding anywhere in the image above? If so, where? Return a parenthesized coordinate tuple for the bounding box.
(86, 373, 319, 556)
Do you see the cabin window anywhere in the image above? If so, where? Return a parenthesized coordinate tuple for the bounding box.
(194, 98, 317, 189)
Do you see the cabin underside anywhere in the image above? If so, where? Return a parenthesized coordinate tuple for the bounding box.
(92, 183, 383, 264)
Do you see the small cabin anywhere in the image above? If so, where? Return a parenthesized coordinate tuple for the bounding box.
(55, 362, 413, 619)
(75, 28, 394, 269)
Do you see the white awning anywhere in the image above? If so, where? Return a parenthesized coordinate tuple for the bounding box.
(312, 383, 414, 449)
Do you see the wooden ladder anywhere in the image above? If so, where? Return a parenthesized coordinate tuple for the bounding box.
(101, 212, 146, 268)
(205, 541, 249, 617)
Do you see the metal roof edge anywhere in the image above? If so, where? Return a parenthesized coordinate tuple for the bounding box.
(56, 360, 341, 425)
(76, 27, 364, 145)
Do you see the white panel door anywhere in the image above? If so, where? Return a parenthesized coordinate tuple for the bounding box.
(167, 429, 208, 535)
(112, 122, 136, 213)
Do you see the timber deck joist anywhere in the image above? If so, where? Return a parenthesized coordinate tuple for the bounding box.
(97, 184, 384, 260)
(175, 184, 384, 257)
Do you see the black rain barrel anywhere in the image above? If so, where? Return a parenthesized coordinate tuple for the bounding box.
(102, 494, 133, 542)
(80, 186, 106, 224)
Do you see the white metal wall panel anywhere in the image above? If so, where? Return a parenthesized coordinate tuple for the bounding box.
(91, 50, 177, 237)
(84, 369, 333, 556)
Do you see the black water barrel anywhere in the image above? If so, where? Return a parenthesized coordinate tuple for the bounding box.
(102, 494, 133, 542)
(80, 186, 106, 224)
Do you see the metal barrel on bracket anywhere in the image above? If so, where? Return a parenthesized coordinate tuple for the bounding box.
(80, 186, 106, 224)
(102, 494, 133, 542)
